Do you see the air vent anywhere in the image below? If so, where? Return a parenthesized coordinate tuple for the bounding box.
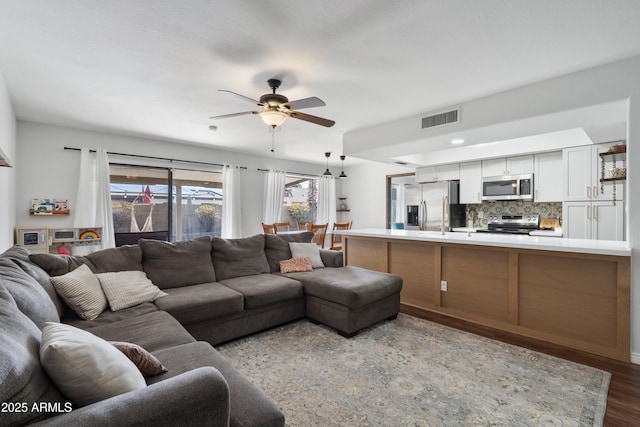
(421, 107, 460, 129)
(394, 161, 409, 166)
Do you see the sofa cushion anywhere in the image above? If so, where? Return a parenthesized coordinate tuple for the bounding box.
(0, 258, 59, 328)
(85, 244, 144, 273)
(219, 274, 304, 309)
(150, 342, 285, 427)
(30, 252, 93, 276)
(96, 270, 167, 311)
(84, 310, 196, 353)
(63, 301, 159, 330)
(264, 231, 314, 272)
(50, 264, 108, 320)
(285, 266, 403, 309)
(154, 282, 244, 325)
(211, 234, 270, 280)
(140, 236, 216, 288)
(1, 246, 67, 317)
(0, 286, 69, 426)
(40, 322, 146, 407)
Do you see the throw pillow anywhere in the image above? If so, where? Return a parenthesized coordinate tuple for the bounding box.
(96, 270, 168, 311)
(110, 341, 168, 376)
(39, 322, 146, 407)
(49, 264, 107, 320)
(289, 242, 325, 269)
(279, 256, 313, 273)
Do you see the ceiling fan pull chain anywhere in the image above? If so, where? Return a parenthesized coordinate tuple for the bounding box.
(271, 131, 275, 156)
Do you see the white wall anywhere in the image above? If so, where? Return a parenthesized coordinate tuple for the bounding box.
(0, 72, 16, 251)
(341, 162, 412, 228)
(15, 122, 330, 237)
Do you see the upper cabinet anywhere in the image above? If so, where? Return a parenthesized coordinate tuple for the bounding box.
(533, 151, 563, 202)
(416, 163, 460, 183)
(563, 142, 622, 202)
(481, 155, 533, 177)
(459, 161, 482, 204)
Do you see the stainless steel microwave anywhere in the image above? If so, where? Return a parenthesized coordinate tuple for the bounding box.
(482, 174, 534, 201)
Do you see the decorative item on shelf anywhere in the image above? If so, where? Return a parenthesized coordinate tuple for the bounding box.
(30, 198, 70, 216)
(607, 144, 626, 154)
(337, 197, 349, 212)
(338, 155, 347, 179)
(323, 152, 332, 176)
(79, 229, 101, 240)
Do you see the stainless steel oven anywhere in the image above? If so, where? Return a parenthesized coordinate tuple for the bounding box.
(482, 174, 533, 201)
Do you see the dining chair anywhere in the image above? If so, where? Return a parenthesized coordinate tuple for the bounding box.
(309, 223, 328, 248)
(297, 221, 312, 231)
(262, 223, 277, 234)
(330, 221, 352, 250)
(275, 222, 291, 233)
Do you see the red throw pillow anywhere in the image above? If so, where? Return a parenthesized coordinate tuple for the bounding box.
(280, 256, 313, 273)
(110, 341, 168, 376)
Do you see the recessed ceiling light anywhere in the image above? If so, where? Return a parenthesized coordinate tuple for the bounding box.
(451, 139, 464, 144)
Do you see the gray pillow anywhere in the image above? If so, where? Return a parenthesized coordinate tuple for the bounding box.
(264, 232, 314, 272)
(140, 236, 216, 289)
(0, 285, 69, 425)
(211, 234, 270, 280)
(86, 244, 143, 273)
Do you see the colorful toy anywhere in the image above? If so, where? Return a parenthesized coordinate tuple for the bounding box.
(79, 230, 100, 240)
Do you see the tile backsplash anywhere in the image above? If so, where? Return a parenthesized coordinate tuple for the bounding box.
(465, 201, 562, 228)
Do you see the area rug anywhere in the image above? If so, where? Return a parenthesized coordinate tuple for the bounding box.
(217, 314, 610, 426)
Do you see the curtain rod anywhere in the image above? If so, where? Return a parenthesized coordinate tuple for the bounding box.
(257, 168, 319, 178)
(64, 147, 247, 169)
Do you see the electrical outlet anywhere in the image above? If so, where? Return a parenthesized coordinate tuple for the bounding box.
(440, 280, 448, 291)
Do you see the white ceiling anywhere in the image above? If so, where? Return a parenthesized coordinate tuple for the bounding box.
(1, 1, 640, 167)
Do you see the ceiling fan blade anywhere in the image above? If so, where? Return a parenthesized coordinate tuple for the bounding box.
(284, 97, 326, 110)
(289, 111, 335, 127)
(209, 111, 258, 119)
(218, 90, 262, 105)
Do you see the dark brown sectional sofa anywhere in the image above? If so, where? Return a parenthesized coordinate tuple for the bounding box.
(0, 231, 402, 426)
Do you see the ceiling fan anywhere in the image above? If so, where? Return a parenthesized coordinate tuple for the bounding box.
(210, 78, 335, 128)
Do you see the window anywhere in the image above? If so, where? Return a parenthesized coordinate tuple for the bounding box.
(282, 175, 318, 229)
(110, 165, 223, 244)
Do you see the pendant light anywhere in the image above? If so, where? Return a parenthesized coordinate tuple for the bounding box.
(339, 155, 347, 179)
(323, 152, 332, 176)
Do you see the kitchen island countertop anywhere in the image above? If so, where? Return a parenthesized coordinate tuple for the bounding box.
(339, 228, 629, 257)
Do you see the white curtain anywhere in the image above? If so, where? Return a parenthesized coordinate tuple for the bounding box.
(73, 148, 115, 249)
(316, 175, 336, 228)
(222, 164, 242, 238)
(263, 170, 286, 224)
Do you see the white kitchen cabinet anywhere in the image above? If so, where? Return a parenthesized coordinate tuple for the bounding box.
(416, 163, 459, 182)
(562, 200, 624, 241)
(459, 161, 482, 204)
(563, 142, 621, 202)
(481, 155, 533, 177)
(533, 151, 563, 202)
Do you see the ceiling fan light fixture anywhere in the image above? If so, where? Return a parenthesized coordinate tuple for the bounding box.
(260, 110, 288, 127)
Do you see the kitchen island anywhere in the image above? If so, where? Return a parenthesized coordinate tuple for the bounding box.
(340, 229, 630, 361)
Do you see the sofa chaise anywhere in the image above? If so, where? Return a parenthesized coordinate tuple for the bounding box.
(0, 231, 402, 426)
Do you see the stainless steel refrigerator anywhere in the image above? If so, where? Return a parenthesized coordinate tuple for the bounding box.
(404, 181, 465, 231)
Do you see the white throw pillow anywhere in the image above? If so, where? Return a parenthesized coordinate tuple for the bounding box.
(49, 264, 107, 320)
(96, 270, 168, 311)
(39, 322, 146, 407)
(289, 242, 324, 269)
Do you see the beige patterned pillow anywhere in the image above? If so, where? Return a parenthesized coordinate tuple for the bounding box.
(280, 257, 313, 273)
(96, 271, 168, 311)
(110, 341, 168, 376)
(49, 264, 107, 320)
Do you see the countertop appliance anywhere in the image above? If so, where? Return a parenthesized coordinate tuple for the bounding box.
(476, 214, 540, 235)
(404, 182, 465, 232)
(482, 174, 533, 201)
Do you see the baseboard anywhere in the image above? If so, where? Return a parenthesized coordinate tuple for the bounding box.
(631, 352, 640, 365)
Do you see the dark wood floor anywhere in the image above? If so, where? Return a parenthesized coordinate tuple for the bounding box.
(401, 305, 640, 426)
